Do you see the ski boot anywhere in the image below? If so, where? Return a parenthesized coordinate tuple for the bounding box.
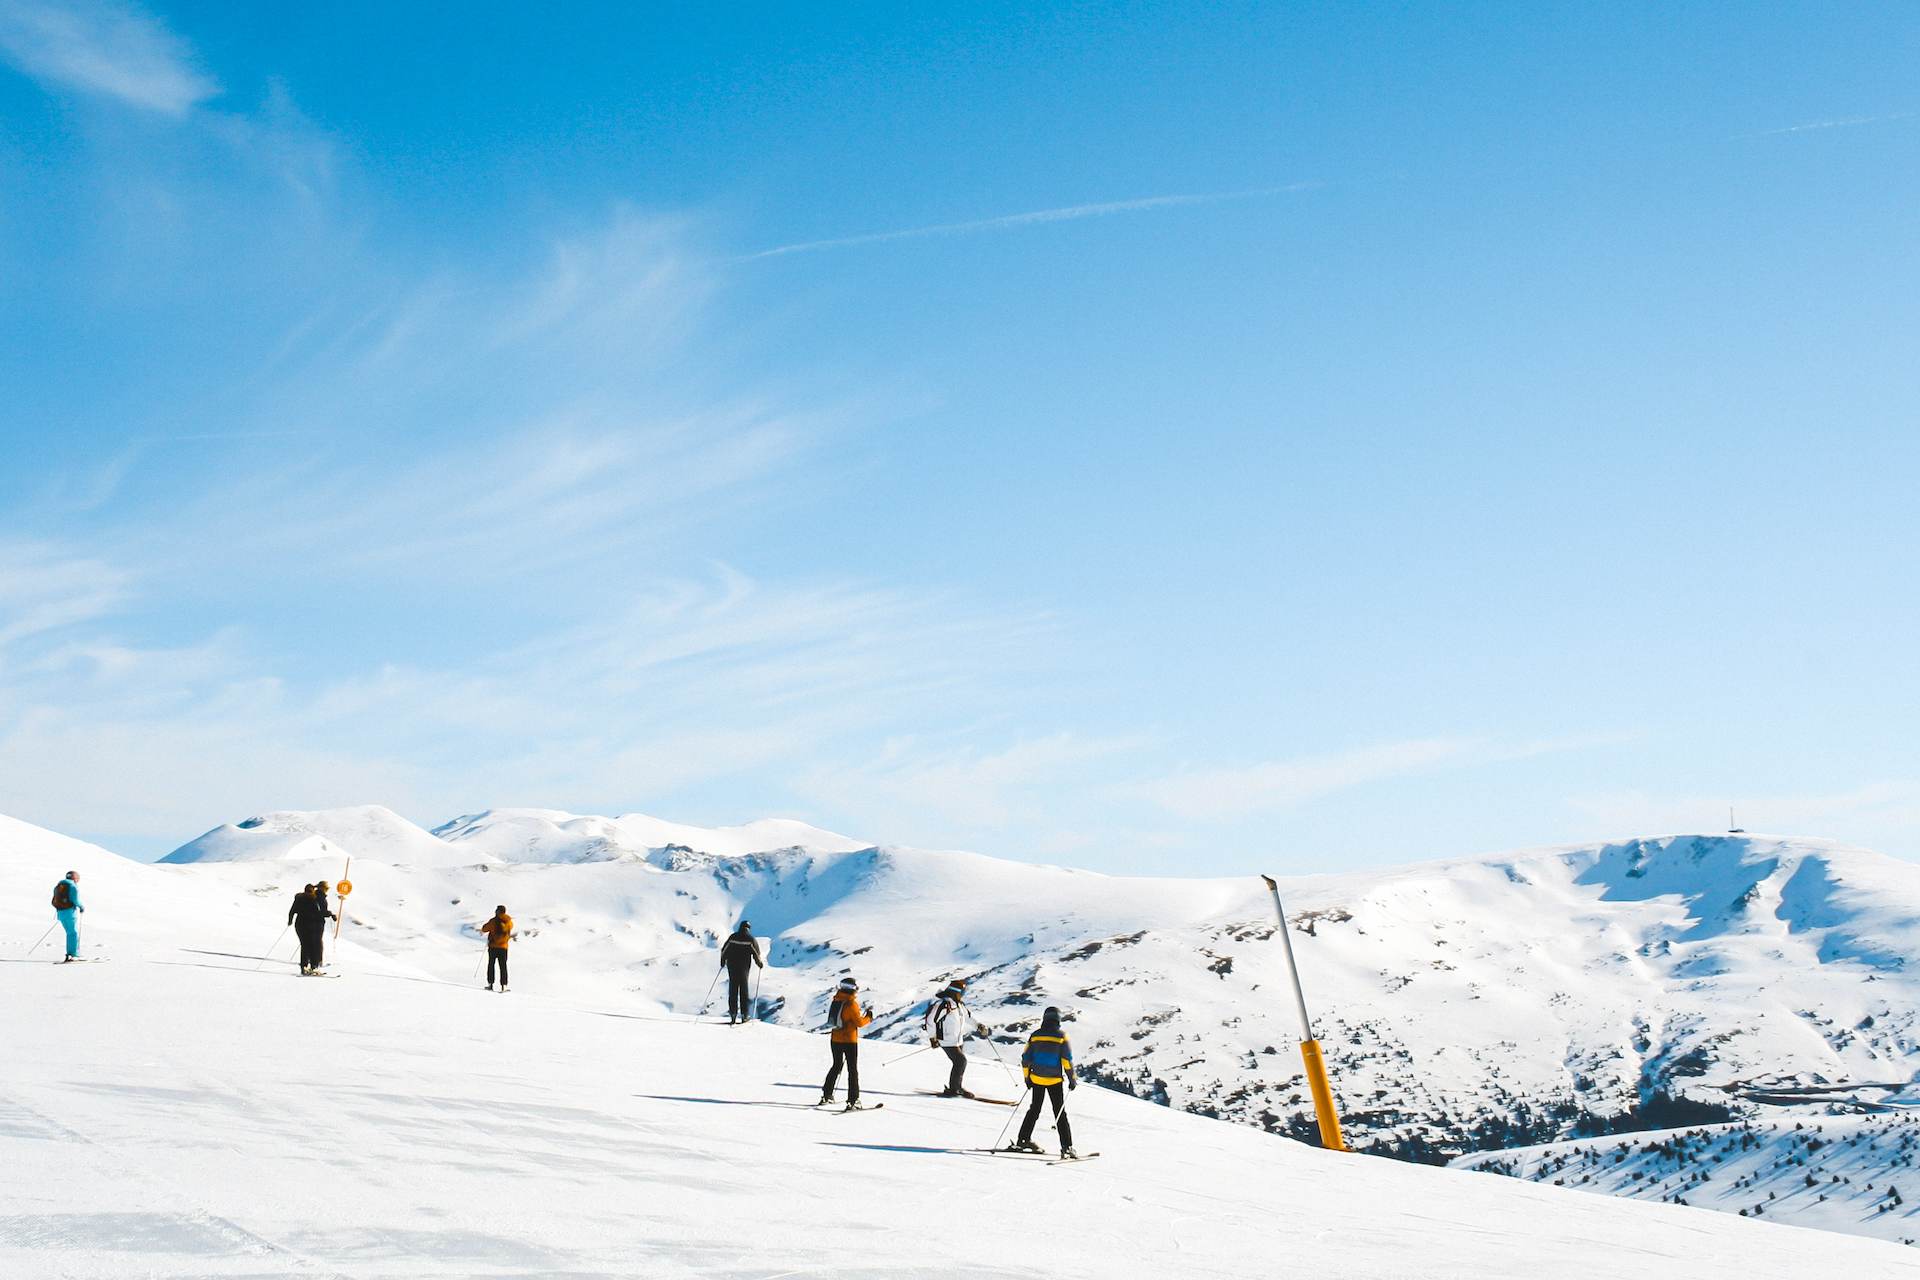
(1009, 1139, 1043, 1154)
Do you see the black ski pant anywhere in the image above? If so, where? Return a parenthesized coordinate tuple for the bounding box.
(943, 1045, 969, 1093)
(726, 967, 753, 1021)
(295, 925, 322, 971)
(488, 947, 508, 986)
(824, 1041, 859, 1103)
(1018, 1082, 1072, 1148)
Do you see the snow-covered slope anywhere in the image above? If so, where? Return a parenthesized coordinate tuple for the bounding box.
(1, 820, 1908, 1278)
(1456, 1113, 1920, 1246)
(145, 817, 1920, 1170)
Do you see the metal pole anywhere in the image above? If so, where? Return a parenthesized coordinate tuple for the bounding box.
(26, 922, 58, 957)
(1261, 874, 1347, 1152)
(696, 967, 721, 1019)
(1263, 875, 1317, 1039)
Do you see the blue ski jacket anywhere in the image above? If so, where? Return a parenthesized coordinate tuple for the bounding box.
(1022, 1032, 1073, 1087)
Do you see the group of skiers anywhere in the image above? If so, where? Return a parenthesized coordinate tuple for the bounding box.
(40, 879, 1081, 1156)
(717, 921, 1081, 1155)
(819, 965, 1081, 1158)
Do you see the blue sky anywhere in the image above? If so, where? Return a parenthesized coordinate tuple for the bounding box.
(2, 1, 1917, 872)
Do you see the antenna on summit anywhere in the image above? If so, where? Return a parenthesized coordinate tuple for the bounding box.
(1728, 806, 1745, 834)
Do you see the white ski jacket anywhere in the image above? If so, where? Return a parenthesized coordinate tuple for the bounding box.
(923, 995, 977, 1044)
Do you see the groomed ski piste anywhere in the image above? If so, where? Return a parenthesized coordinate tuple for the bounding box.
(5, 815, 1919, 1277)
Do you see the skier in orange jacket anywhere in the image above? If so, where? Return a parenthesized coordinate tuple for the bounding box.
(482, 906, 514, 991)
(820, 976, 872, 1110)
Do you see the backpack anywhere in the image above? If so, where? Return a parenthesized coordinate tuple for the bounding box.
(51, 881, 72, 910)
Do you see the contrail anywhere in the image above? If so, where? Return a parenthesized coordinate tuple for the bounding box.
(1742, 111, 1915, 139)
(737, 182, 1320, 262)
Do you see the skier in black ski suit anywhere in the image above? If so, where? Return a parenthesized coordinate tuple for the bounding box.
(720, 922, 764, 1024)
(289, 883, 335, 975)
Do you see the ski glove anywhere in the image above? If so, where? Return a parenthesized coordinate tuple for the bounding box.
(1068, 1078, 1077, 1090)
(930, 1038, 941, 1048)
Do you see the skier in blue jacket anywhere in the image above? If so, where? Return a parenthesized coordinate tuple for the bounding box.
(51, 870, 84, 962)
(1013, 1005, 1078, 1157)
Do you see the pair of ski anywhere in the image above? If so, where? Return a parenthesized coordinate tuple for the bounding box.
(817, 1100, 884, 1113)
(979, 1146, 1101, 1166)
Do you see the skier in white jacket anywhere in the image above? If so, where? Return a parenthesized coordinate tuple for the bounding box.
(923, 978, 991, 1098)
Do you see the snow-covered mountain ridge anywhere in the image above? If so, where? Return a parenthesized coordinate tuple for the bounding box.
(140, 810, 1920, 1176)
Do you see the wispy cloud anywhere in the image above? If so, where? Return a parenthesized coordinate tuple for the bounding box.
(738, 183, 1319, 261)
(797, 732, 1146, 845)
(1139, 734, 1624, 822)
(1740, 111, 1916, 140)
(0, 541, 128, 650)
(0, 0, 218, 115)
(0, 556, 1049, 847)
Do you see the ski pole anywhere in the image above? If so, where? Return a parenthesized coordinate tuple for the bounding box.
(885, 1044, 933, 1068)
(751, 965, 764, 1020)
(251, 926, 291, 972)
(473, 951, 485, 982)
(25, 923, 57, 957)
(984, 1035, 1023, 1091)
(695, 966, 721, 1019)
(992, 1085, 1028, 1152)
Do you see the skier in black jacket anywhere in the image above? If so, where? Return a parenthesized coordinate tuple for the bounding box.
(719, 921, 764, 1024)
(289, 883, 336, 975)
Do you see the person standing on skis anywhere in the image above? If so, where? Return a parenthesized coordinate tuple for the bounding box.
(286, 884, 314, 970)
(290, 883, 335, 975)
(1013, 1006, 1078, 1157)
(481, 905, 514, 991)
(50, 870, 84, 962)
(820, 975, 872, 1110)
(923, 978, 991, 1097)
(719, 921, 764, 1024)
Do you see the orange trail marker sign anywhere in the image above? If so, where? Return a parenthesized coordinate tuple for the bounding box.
(333, 858, 351, 941)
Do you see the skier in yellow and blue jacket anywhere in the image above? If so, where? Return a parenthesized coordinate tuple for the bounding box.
(1012, 1005, 1078, 1157)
